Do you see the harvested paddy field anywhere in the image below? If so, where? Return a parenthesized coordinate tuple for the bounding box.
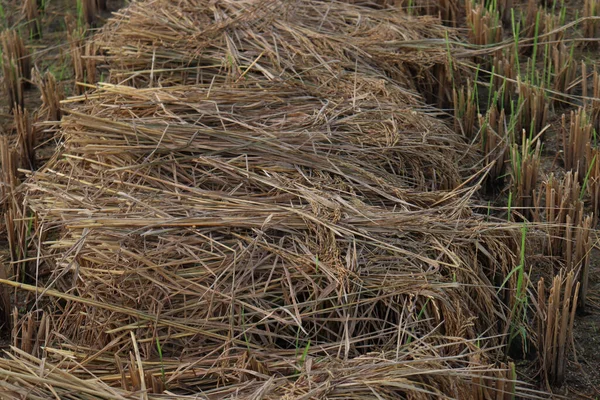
(0, 0, 599, 398)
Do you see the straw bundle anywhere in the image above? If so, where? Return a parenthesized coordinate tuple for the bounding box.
(1, 0, 542, 397)
(94, 0, 465, 111)
(0, 345, 541, 399)
(15, 79, 525, 395)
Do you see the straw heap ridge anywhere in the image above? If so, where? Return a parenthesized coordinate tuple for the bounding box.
(0, 0, 545, 398)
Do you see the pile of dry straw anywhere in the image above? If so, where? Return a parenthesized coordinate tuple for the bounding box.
(0, 0, 545, 398)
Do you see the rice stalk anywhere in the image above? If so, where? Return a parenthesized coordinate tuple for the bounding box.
(13, 106, 36, 171)
(1, 54, 24, 112)
(435, 0, 461, 27)
(68, 26, 97, 94)
(491, 49, 517, 110)
(453, 79, 477, 139)
(0, 135, 30, 282)
(0, 29, 31, 111)
(479, 106, 509, 191)
(33, 69, 64, 122)
(551, 42, 577, 106)
(496, 0, 513, 25)
(583, 65, 600, 133)
(534, 172, 583, 257)
(394, 0, 461, 25)
(97, 0, 108, 11)
(0, 135, 17, 204)
(584, 145, 600, 225)
(22, 0, 42, 39)
(573, 215, 592, 311)
(81, 0, 97, 26)
(0, 29, 31, 83)
(561, 108, 593, 180)
(516, 79, 548, 139)
(535, 270, 579, 386)
(541, 11, 564, 47)
(583, 0, 600, 47)
(83, 40, 98, 85)
(11, 311, 49, 358)
(510, 134, 540, 221)
(466, 0, 503, 48)
(0, 262, 9, 329)
(520, 0, 542, 55)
